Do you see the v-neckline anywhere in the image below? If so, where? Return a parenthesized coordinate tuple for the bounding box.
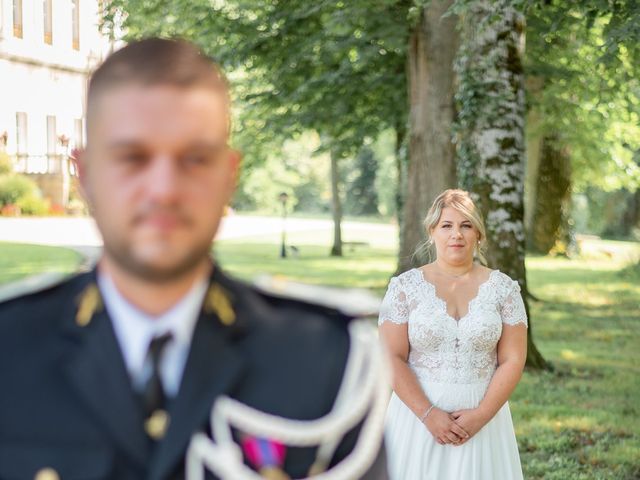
(414, 268, 499, 324)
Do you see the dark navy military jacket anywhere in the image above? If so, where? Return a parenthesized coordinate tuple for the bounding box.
(0, 266, 387, 479)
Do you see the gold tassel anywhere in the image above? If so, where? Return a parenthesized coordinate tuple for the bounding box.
(75, 284, 102, 327)
(204, 284, 236, 326)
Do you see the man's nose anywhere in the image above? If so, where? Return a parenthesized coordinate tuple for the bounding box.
(147, 156, 180, 202)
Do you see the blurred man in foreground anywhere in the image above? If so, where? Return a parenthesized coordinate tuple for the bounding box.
(0, 38, 388, 480)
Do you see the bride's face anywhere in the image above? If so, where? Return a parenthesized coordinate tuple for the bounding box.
(430, 207, 479, 266)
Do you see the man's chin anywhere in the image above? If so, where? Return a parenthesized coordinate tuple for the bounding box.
(105, 244, 212, 283)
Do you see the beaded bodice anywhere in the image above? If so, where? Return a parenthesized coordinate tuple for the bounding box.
(379, 269, 527, 384)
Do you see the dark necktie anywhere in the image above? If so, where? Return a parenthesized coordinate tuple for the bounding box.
(141, 332, 173, 441)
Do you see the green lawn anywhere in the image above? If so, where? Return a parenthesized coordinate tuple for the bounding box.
(2, 228, 639, 478)
(0, 242, 82, 285)
(516, 245, 640, 480)
(217, 235, 640, 480)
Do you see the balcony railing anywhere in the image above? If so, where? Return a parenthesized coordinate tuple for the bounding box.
(12, 154, 76, 176)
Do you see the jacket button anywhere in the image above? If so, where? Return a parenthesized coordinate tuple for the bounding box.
(34, 468, 60, 480)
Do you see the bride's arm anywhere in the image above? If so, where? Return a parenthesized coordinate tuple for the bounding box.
(452, 324, 527, 439)
(380, 322, 469, 445)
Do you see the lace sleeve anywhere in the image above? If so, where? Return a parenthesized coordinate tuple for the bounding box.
(378, 277, 409, 326)
(500, 280, 528, 327)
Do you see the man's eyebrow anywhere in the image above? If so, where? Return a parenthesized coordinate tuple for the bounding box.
(104, 141, 227, 151)
(105, 140, 145, 150)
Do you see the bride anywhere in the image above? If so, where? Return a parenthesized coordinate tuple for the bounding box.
(379, 189, 527, 479)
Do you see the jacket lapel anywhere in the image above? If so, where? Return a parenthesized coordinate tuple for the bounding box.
(62, 303, 150, 468)
(149, 274, 248, 479)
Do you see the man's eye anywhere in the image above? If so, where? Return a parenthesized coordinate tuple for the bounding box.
(182, 153, 212, 167)
(120, 152, 147, 164)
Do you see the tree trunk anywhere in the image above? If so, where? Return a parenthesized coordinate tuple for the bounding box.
(397, 0, 458, 274)
(455, 0, 549, 370)
(621, 188, 640, 236)
(395, 120, 407, 262)
(524, 84, 543, 239)
(330, 150, 343, 257)
(529, 136, 572, 254)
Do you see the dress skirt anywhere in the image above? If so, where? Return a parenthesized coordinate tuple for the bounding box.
(384, 378, 524, 480)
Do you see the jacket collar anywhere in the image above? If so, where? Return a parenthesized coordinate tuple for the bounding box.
(60, 265, 250, 474)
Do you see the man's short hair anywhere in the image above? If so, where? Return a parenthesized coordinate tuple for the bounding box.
(87, 37, 229, 131)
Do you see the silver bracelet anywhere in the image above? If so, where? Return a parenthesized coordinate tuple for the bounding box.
(419, 405, 435, 423)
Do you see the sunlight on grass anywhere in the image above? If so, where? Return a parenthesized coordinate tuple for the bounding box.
(2, 224, 638, 478)
(0, 242, 82, 285)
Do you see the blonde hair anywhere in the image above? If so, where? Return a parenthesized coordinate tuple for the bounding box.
(416, 189, 487, 265)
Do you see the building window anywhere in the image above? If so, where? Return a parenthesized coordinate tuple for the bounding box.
(43, 0, 53, 44)
(16, 112, 28, 166)
(13, 0, 23, 38)
(71, 0, 80, 50)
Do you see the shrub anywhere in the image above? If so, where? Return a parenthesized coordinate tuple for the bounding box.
(16, 193, 50, 216)
(0, 152, 12, 175)
(0, 174, 40, 207)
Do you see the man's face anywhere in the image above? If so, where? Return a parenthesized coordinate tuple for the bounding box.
(81, 85, 239, 282)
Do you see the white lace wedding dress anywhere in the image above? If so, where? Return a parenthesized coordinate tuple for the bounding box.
(379, 268, 527, 480)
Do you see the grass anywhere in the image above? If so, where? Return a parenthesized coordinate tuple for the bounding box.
(215, 221, 399, 292)
(2, 224, 639, 478)
(0, 242, 82, 285)
(515, 242, 640, 480)
(217, 234, 640, 479)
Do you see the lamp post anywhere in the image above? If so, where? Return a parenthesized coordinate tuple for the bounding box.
(279, 192, 289, 258)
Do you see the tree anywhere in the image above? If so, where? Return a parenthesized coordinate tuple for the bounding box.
(104, 0, 409, 256)
(455, 0, 549, 369)
(397, 0, 459, 272)
(528, 137, 572, 253)
(345, 145, 380, 216)
(524, 1, 640, 252)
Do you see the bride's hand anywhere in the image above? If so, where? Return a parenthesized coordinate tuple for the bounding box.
(450, 408, 490, 443)
(423, 407, 469, 445)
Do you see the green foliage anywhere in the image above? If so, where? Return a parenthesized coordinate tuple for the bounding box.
(0, 174, 40, 208)
(577, 187, 640, 239)
(103, 0, 410, 165)
(372, 129, 401, 217)
(344, 145, 379, 216)
(0, 152, 12, 175)
(233, 131, 330, 214)
(525, 1, 640, 192)
(16, 194, 49, 216)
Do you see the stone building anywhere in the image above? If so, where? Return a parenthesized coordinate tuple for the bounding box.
(0, 0, 112, 208)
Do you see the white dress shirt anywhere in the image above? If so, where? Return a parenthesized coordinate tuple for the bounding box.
(97, 271, 209, 397)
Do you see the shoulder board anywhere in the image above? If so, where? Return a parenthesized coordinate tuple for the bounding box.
(0, 271, 77, 304)
(252, 275, 381, 319)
